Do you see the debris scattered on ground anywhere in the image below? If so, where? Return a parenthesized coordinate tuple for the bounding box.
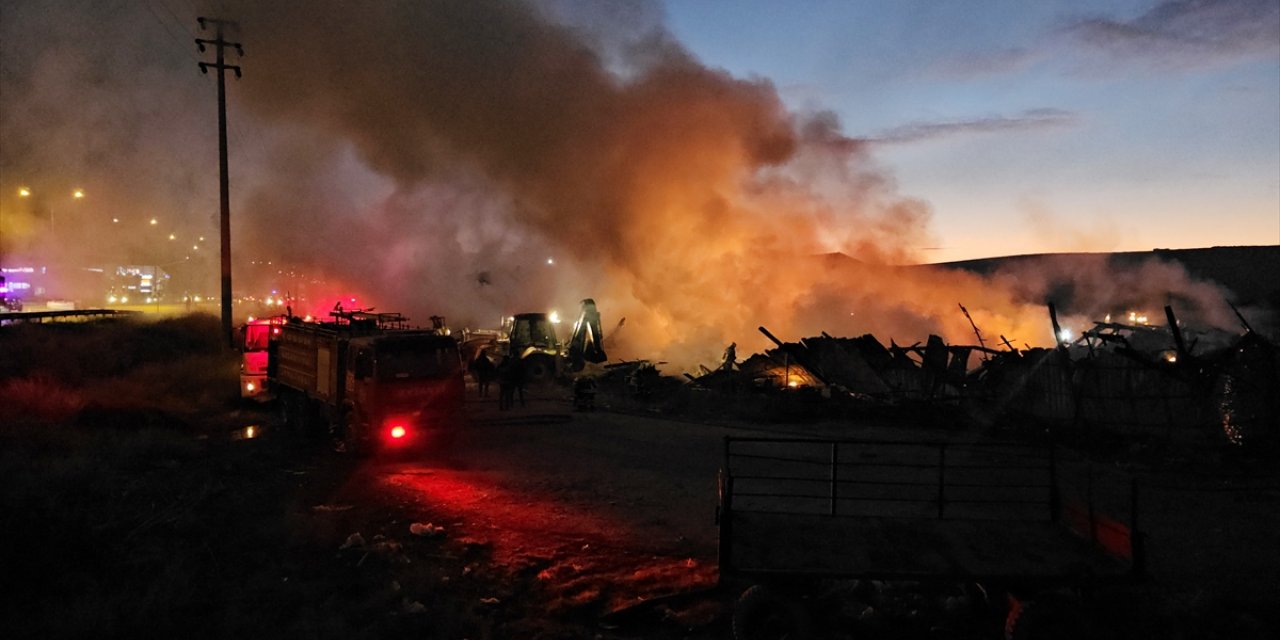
(410, 522, 447, 538)
(312, 503, 354, 512)
(340, 532, 366, 550)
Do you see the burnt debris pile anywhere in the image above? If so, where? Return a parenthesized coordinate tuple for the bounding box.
(634, 306, 1278, 450)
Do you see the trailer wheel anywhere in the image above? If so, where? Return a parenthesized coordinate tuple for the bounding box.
(337, 411, 373, 457)
(1005, 594, 1087, 640)
(732, 584, 812, 640)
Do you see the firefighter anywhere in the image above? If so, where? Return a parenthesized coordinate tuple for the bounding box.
(498, 356, 522, 410)
(720, 342, 738, 371)
(470, 349, 497, 398)
(511, 356, 527, 407)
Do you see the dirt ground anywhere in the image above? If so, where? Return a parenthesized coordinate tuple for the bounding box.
(2, 319, 1278, 639)
(9, 389, 1276, 639)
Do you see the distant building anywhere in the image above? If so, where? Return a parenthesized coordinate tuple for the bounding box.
(108, 265, 171, 304)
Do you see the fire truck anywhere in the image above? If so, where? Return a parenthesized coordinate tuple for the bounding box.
(239, 315, 287, 400)
(273, 309, 465, 453)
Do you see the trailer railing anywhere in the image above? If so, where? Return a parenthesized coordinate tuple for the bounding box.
(718, 436, 1144, 576)
(722, 437, 1059, 522)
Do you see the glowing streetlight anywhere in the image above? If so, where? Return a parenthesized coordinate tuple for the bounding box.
(169, 233, 176, 241)
(15, 187, 85, 239)
(150, 218, 158, 226)
(112, 217, 120, 224)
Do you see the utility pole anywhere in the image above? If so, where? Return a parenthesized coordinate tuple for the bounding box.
(196, 17, 242, 348)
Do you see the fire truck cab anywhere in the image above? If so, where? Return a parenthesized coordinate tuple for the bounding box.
(239, 316, 286, 400)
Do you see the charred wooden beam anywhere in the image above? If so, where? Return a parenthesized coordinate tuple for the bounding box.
(1229, 302, 1256, 334)
(1048, 302, 1065, 350)
(757, 326, 830, 385)
(1164, 305, 1187, 357)
(758, 326, 786, 348)
(958, 303, 989, 359)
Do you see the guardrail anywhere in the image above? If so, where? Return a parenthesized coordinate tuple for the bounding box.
(0, 309, 139, 325)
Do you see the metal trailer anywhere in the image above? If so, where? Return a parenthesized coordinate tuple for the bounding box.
(717, 436, 1144, 639)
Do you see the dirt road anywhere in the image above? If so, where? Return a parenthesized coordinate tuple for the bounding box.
(378, 390, 755, 621)
(364, 388, 1280, 638)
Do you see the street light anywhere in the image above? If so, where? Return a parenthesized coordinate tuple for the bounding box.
(15, 186, 85, 239)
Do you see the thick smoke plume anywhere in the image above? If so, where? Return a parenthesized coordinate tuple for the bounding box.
(223, 0, 1004, 365)
(1, 1, 1238, 369)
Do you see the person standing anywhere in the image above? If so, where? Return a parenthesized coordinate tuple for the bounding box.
(470, 350, 496, 398)
(497, 357, 515, 410)
(511, 356, 527, 408)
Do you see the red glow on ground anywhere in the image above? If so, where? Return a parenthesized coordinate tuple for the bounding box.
(383, 469, 627, 564)
(380, 468, 717, 611)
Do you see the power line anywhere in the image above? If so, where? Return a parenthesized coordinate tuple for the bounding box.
(140, 0, 199, 63)
(156, 0, 197, 41)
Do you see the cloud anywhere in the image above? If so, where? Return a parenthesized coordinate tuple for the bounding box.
(930, 0, 1278, 79)
(1065, 0, 1280, 69)
(868, 108, 1079, 144)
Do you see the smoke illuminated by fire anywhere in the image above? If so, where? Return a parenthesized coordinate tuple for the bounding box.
(0, 0, 1242, 370)
(216, 0, 1047, 365)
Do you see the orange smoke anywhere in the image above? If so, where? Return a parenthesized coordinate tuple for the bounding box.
(219, 0, 1231, 371)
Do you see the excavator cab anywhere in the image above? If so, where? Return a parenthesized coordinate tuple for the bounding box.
(507, 312, 561, 384)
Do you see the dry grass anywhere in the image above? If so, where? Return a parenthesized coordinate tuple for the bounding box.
(0, 375, 86, 424)
(0, 315, 555, 640)
(0, 313, 237, 424)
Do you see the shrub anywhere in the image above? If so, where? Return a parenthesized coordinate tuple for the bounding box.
(0, 376, 86, 425)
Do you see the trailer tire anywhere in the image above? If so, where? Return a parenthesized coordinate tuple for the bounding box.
(732, 584, 812, 640)
(1005, 594, 1087, 640)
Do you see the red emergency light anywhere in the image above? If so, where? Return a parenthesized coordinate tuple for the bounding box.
(390, 425, 407, 439)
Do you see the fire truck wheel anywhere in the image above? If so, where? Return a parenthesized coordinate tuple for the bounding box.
(280, 392, 306, 436)
(338, 417, 373, 457)
(732, 584, 812, 640)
